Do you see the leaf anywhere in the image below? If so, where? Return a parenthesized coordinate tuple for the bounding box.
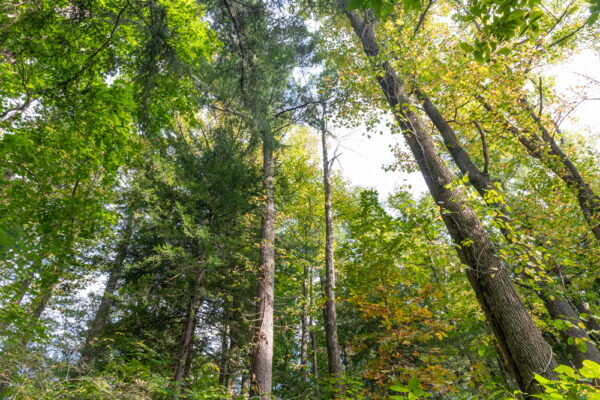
(554, 364, 578, 379)
(457, 42, 470, 53)
(348, 0, 366, 10)
(580, 360, 600, 379)
(408, 376, 420, 391)
(390, 385, 410, 393)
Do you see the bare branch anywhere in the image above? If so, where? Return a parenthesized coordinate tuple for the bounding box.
(413, 0, 436, 37)
(549, 22, 586, 48)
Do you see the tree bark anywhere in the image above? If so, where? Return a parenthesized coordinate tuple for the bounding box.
(310, 269, 320, 398)
(250, 128, 276, 400)
(320, 104, 344, 396)
(346, 10, 558, 395)
(174, 271, 204, 388)
(219, 324, 231, 386)
(301, 263, 309, 380)
(416, 90, 600, 367)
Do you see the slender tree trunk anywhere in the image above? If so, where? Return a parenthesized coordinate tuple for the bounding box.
(346, 10, 558, 395)
(310, 270, 320, 398)
(20, 281, 56, 347)
(241, 371, 250, 399)
(219, 324, 231, 386)
(79, 212, 136, 367)
(301, 263, 309, 380)
(479, 96, 600, 241)
(174, 271, 204, 390)
(320, 104, 344, 396)
(250, 128, 276, 399)
(416, 90, 600, 366)
(0, 276, 32, 333)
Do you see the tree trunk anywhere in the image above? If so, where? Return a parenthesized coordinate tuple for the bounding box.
(174, 272, 204, 388)
(310, 270, 320, 398)
(301, 263, 309, 380)
(0, 276, 32, 333)
(480, 96, 600, 241)
(219, 324, 231, 386)
(320, 104, 344, 396)
(346, 10, 558, 395)
(576, 299, 600, 344)
(416, 90, 600, 366)
(79, 212, 136, 367)
(21, 281, 56, 347)
(250, 128, 276, 400)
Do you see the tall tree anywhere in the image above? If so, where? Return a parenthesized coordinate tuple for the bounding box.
(344, 9, 559, 394)
(320, 103, 344, 394)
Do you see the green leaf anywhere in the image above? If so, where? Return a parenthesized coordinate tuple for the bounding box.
(408, 376, 420, 391)
(390, 385, 410, 393)
(580, 360, 600, 379)
(348, 0, 366, 10)
(554, 364, 578, 379)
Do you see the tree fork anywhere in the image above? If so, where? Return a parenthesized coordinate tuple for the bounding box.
(345, 9, 558, 395)
(415, 89, 600, 366)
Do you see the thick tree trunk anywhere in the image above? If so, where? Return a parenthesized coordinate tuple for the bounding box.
(320, 104, 344, 396)
(301, 264, 309, 379)
(250, 129, 276, 399)
(174, 272, 204, 388)
(79, 212, 136, 367)
(346, 10, 558, 395)
(416, 90, 600, 366)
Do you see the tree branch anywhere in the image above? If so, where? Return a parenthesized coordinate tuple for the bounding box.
(473, 120, 489, 176)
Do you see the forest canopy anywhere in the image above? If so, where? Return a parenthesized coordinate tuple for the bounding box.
(1, 0, 600, 399)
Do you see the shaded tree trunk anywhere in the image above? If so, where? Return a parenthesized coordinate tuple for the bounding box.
(320, 103, 344, 397)
(346, 10, 558, 395)
(0, 276, 32, 333)
(79, 212, 136, 367)
(415, 90, 600, 367)
(250, 128, 276, 399)
(219, 324, 231, 386)
(174, 271, 204, 389)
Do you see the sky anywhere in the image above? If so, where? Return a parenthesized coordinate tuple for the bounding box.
(328, 49, 600, 201)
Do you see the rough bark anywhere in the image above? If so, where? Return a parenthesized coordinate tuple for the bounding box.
(320, 104, 344, 396)
(416, 90, 600, 366)
(346, 10, 558, 395)
(250, 129, 276, 399)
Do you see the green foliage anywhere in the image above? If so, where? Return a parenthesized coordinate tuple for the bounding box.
(533, 361, 600, 399)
